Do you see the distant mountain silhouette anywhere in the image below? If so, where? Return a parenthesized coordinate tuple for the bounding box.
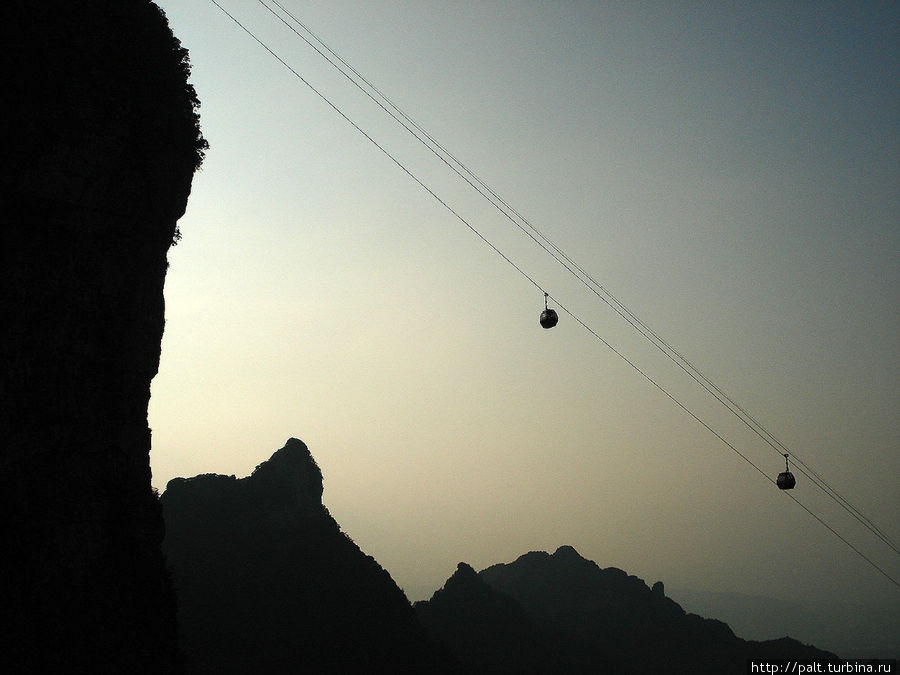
(670, 587, 899, 661)
(161, 438, 456, 674)
(415, 561, 578, 674)
(416, 546, 838, 674)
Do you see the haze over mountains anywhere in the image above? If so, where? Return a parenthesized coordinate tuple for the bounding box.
(161, 439, 843, 673)
(669, 588, 899, 661)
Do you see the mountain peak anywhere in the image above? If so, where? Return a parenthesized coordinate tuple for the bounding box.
(249, 437, 323, 505)
(553, 544, 584, 560)
(431, 562, 482, 600)
(163, 438, 325, 519)
(455, 562, 478, 577)
(161, 438, 447, 672)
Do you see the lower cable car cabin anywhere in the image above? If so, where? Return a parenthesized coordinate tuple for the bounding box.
(776, 454, 796, 490)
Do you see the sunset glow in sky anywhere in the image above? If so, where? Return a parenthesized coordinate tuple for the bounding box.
(148, 0, 898, 617)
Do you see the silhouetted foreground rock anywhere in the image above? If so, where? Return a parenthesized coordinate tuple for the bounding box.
(416, 546, 838, 674)
(161, 439, 456, 674)
(1, 1, 204, 671)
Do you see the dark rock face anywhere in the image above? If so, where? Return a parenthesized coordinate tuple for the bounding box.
(417, 546, 838, 674)
(1, 1, 204, 671)
(161, 438, 454, 674)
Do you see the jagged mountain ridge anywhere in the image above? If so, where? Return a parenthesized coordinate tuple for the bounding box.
(161, 438, 455, 674)
(416, 545, 838, 674)
(162, 438, 837, 673)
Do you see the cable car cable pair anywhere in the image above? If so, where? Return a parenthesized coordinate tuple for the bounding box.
(259, 0, 867, 511)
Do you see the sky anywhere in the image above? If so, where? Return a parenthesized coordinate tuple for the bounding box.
(148, 0, 898, 623)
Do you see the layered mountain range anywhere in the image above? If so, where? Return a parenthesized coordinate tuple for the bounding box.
(161, 439, 838, 673)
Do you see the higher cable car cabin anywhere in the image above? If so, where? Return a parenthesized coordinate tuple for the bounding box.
(540, 292, 558, 329)
(776, 454, 796, 490)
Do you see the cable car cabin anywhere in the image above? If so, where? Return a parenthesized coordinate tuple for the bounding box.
(776, 454, 796, 490)
(776, 471, 796, 490)
(540, 308, 558, 329)
(540, 293, 558, 328)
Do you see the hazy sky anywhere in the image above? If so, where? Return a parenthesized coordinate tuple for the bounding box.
(149, 0, 898, 613)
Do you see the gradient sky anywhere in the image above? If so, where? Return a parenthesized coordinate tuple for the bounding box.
(148, 0, 898, 617)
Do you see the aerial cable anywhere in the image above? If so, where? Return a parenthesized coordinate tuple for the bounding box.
(547, 290, 900, 595)
(207, 0, 899, 587)
(551, 295, 775, 486)
(207, 0, 547, 296)
(254, 0, 766, 484)
(551, 299, 887, 586)
(256, 0, 595, 288)
(261, 0, 899, 558)
(783, 490, 900, 589)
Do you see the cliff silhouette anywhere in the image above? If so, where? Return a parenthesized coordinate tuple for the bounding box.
(1, 1, 205, 671)
(416, 546, 839, 674)
(161, 438, 456, 674)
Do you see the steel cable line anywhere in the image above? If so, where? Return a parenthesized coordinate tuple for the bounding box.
(255, 0, 597, 290)
(206, 0, 546, 297)
(207, 0, 899, 587)
(553, 295, 900, 589)
(261, 0, 899, 558)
